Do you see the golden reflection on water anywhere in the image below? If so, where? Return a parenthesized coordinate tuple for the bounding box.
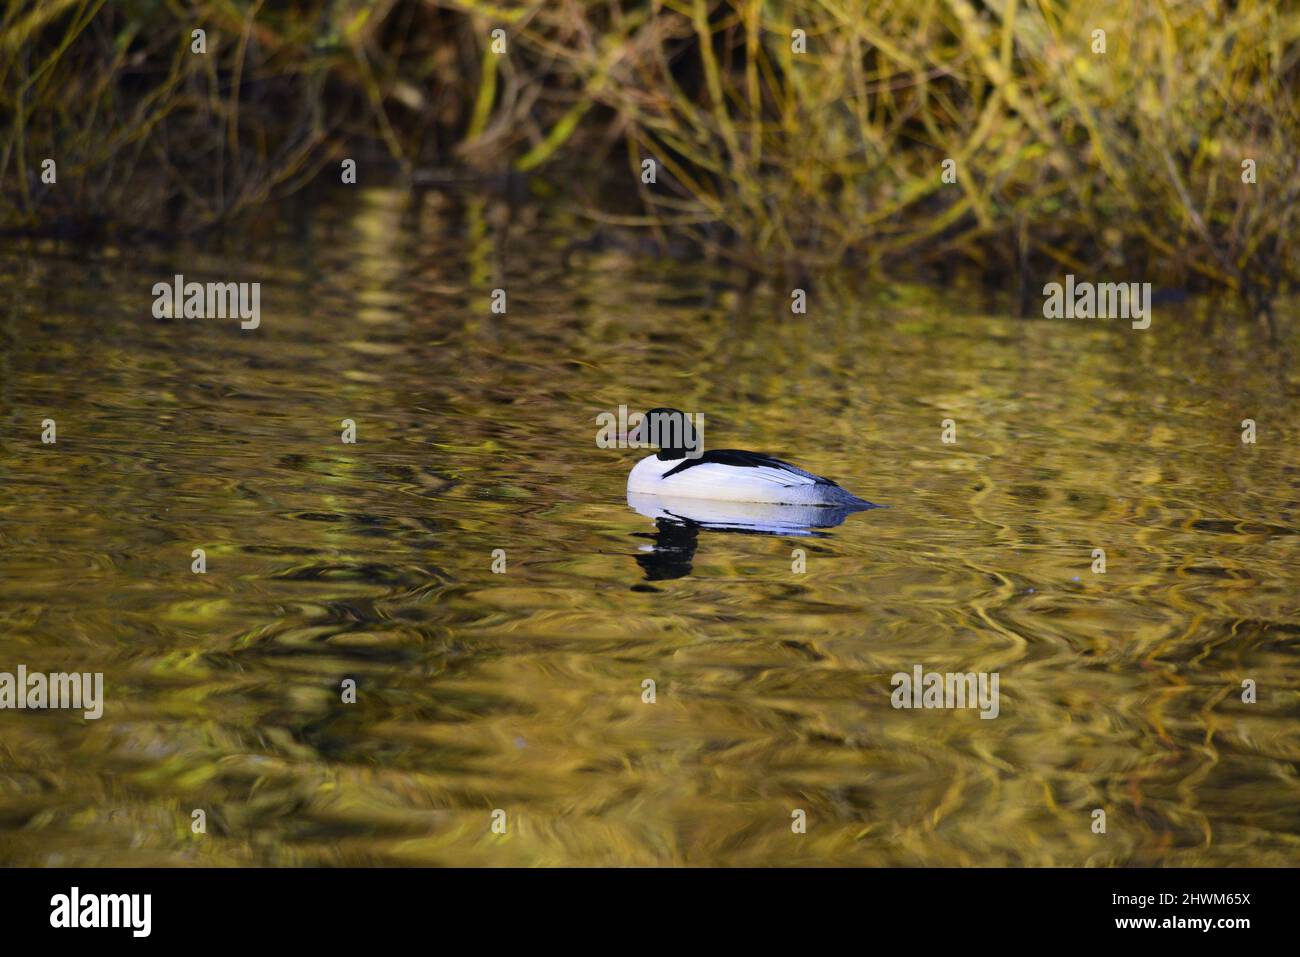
(0, 188, 1297, 866)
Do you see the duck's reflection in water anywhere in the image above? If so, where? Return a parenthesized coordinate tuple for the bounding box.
(628, 491, 881, 582)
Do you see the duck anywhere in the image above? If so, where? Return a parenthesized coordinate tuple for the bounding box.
(626, 408, 880, 508)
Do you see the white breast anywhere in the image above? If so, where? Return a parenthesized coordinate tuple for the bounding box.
(627, 453, 840, 505)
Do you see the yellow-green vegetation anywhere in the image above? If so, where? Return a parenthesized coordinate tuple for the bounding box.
(2, 1, 1296, 313)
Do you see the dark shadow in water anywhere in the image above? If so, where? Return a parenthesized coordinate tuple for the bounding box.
(633, 520, 702, 582)
(627, 492, 882, 583)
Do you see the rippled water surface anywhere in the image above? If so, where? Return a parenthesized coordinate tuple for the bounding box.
(1, 189, 1298, 866)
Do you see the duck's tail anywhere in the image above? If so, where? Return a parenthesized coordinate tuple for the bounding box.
(826, 486, 885, 510)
